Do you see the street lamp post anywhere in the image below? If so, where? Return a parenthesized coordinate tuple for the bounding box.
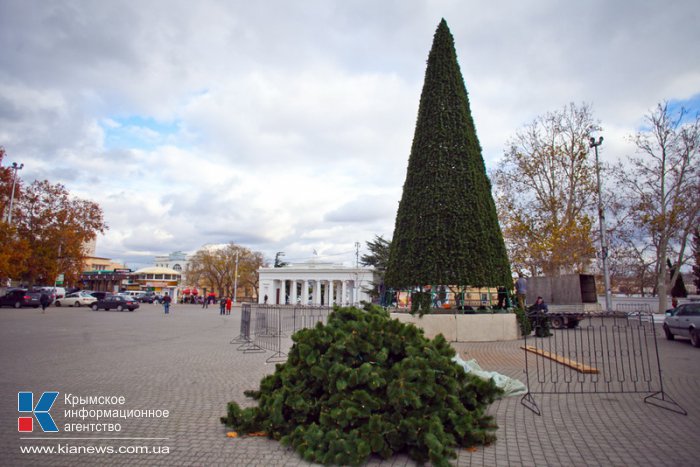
(6, 162, 24, 223)
(589, 136, 612, 312)
(232, 251, 239, 304)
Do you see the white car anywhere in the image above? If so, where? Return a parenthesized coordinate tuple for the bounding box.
(54, 292, 97, 307)
(663, 302, 700, 347)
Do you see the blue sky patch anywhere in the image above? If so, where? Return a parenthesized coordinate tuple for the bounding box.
(636, 93, 700, 132)
(667, 93, 700, 123)
(101, 116, 181, 150)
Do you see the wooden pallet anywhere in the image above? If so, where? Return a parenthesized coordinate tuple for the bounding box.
(521, 345, 599, 374)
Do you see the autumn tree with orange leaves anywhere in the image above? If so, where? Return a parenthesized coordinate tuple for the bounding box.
(1, 147, 107, 286)
(185, 243, 266, 301)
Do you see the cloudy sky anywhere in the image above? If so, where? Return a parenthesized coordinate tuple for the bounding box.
(1, 0, 698, 269)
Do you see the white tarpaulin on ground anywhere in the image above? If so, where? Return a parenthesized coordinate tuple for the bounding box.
(452, 355, 528, 398)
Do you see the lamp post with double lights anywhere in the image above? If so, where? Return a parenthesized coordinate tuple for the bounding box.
(6, 162, 24, 223)
(589, 136, 612, 312)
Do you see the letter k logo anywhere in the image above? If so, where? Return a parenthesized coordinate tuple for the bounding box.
(18, 392, 59, 432)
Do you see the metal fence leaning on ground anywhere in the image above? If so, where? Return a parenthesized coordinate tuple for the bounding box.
(232, 304, 333, 363)
(521, 308, 686, 416)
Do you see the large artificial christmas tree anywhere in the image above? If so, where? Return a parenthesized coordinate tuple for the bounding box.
(385, 19, 511, 292)
(222, 305, 501, 466)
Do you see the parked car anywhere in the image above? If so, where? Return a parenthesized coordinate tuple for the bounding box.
(34, 286, 66, 300)
(91, 295, 140, 312)
(25, 292, 42, 308)
(90, 291, 110, 301)
(55, 292, 98, 307)
(0, 289, 37, 308)
(663, 303, 700, 347)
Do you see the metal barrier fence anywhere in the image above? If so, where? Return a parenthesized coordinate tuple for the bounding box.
(232, 304, 333, 363)
(615, 302, 653, 315)
(521, 311, 686, 415)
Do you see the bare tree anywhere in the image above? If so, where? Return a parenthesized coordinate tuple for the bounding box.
(613, 102, 700, 312)
(492, 102, 601, 276)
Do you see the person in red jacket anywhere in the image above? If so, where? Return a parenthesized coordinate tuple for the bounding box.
(225, 297, 232, 315)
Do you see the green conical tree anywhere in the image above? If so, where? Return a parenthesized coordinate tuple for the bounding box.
(385, 19, 512, 290)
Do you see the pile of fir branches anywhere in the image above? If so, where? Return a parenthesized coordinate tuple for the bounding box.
(222, 305, 501, 466)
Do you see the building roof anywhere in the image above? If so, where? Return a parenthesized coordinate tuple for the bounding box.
(133, 266, 182, 275)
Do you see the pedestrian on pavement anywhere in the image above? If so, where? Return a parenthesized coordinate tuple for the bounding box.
(163, 292, 172, 314)
(515, 273, 527, 309)
(39, 292, 51, 313)
(220, 297, 226, 315)
(225, 297, 232, 315)
(202, 294, 208, 309)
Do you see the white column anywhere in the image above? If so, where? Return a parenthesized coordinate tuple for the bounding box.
(342, 281, 348, 306)
(328, 280, 334, 306)
(314, 280, 322, 305)
(302, 280, 308, 305)
(290, 279, 297, 305)
(280, 279, 286, 305)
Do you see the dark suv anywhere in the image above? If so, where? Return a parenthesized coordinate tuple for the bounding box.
(0, 289, 36, 308)
(138, 292, 157, 303)
(90, 291, 110, 300)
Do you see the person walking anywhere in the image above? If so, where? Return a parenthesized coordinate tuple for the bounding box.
(163, 292, 172, 314)
(219, 296, 226, 315)
(225, 296, 232, 315)
(39, 292, 51, 313)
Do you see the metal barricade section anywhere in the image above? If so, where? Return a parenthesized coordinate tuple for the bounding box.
(232, 304, 333, 363)
(521, 311, 686, 415)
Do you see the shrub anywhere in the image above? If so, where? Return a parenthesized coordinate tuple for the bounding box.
(222, 304, 501, 466)
(514, 308, 532, 336)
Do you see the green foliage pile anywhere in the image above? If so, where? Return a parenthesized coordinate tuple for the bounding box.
(222, 305, 501, 466)
(514, 308, 532, 336)
(385, 19, 512, 290)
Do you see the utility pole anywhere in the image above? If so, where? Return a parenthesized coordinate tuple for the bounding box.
(6, 162, 24, 223)
(355, 242, 360, 268)
(54, 243, 63, 296)
(590, 136, 612, 312)
(232, 251, 240, 304)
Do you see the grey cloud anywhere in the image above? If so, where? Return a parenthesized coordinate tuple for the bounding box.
(324, 196, 396, 223)
(1, 0, 698, 269)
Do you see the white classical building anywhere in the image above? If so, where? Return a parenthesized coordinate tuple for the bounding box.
(154, 251, 190, 284)
(258, 260, 376, 306)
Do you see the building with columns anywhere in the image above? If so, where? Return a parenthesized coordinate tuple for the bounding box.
(258, 260, 376, 306)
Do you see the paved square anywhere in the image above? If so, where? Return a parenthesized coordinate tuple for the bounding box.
(1, 304, 698, 466)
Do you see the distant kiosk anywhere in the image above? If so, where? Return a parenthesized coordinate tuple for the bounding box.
(258, 260, 375, 306)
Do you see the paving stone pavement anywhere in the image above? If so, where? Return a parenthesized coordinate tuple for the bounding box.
(1, 304, 698, 466)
